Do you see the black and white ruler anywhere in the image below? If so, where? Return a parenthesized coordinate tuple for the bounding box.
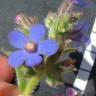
(73, 19, 96, 95)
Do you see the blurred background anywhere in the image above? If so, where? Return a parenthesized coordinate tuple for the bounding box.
(0, 0, 96, 96)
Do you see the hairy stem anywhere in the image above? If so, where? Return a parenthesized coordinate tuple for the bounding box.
(23, 74, 41, 96)
(15, 67, 27, 93)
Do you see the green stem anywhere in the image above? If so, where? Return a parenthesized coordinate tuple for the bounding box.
(15, 67, 27, 93)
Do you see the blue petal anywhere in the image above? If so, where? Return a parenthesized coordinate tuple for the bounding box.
(26, 53, 42, 67)
(74, 0, 88, 7)
(38, 40, 58, 56)
(29, 24, 46, 44)
(72, 41, 82, 47)
(70, 31, 83, 41)
(74, 20, 89, 33)
(8, 50, 26, 67)
(82, 36, 91, 46)
(81, 20, 89, 33)
(8, 31, 28, 49)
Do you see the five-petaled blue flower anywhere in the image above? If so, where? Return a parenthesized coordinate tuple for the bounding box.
(8, 24, 58, 67)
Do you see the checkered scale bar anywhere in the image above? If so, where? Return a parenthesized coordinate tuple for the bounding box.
(73, 19, 96, 95)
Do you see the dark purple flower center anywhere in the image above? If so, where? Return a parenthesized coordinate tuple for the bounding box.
(25, 42, 37, 53)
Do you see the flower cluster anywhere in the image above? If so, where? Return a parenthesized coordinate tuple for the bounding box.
(0, 0, 90, 96)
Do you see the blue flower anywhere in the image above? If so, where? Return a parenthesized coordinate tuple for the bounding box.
(8, 24, 58, 67)
(67, 20, 90, 47)
(74, 0, 89, 7)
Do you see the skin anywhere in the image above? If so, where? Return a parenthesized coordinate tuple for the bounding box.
(0, 55, 15, 82)
(0, 81, 19, 96)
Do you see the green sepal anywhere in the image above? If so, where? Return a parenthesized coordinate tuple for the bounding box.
(48, 19, 59, 39)
(44, 62, 64, 87)
(58, 15, 73, 34)
(63, 48, 76, 53)
(15, 27, 29, 36)
(45, 64, 64, 87)
(44, 14, 54, 28)
(20, 66, 36, 78)
(47, 65, 64, 82)
(45, 58, 76, 87)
